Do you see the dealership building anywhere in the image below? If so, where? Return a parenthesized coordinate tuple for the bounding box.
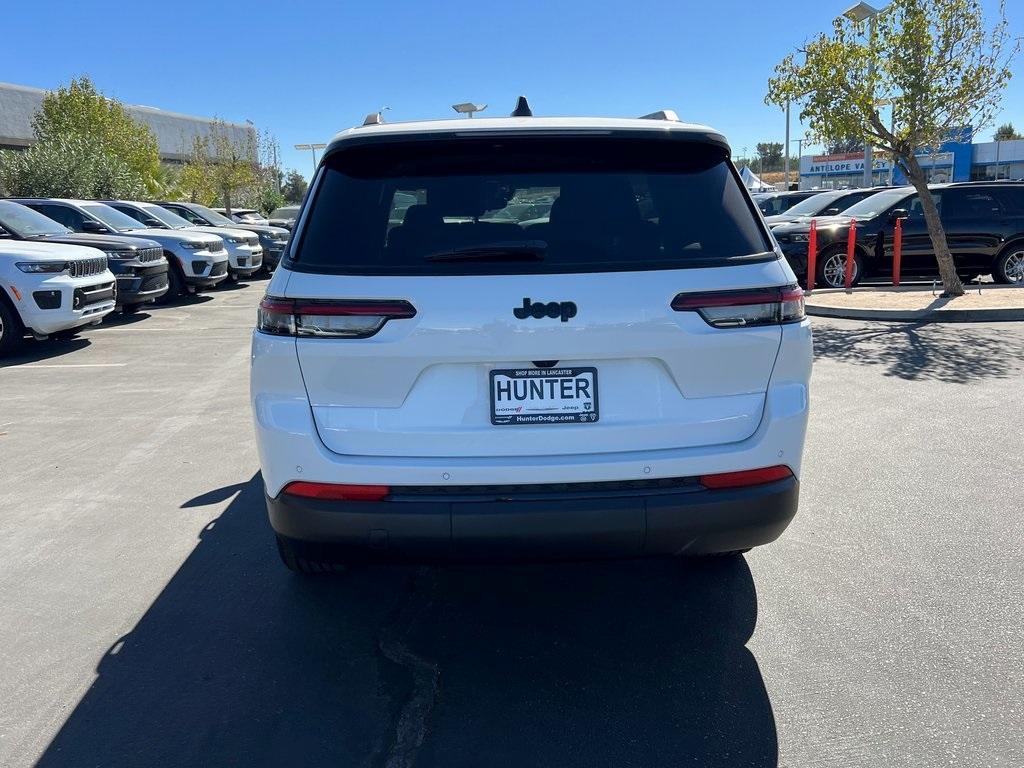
(798, 127, 1024, 189)
(0, 81, 254, 163)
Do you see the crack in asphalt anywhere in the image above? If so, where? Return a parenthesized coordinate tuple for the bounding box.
(377, 567, 441, 768)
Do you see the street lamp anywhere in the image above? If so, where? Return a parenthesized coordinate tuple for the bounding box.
(789, 138, 805, 188)
(452, 102, 487, 118)
(842, 2, 883, 187)
(294, 143, 327, 175)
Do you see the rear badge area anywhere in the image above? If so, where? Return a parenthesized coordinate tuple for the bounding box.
(490, 367, 599, 425)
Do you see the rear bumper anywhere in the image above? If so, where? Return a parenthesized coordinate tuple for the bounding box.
(267, 476, 799, 560)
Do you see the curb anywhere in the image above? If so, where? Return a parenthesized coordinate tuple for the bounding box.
(805, 303, 1024, 323)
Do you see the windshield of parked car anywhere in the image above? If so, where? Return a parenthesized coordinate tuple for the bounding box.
(840, 189, 913, 219)
(81, 203, 151, 232)
(139, 203, 195, 229)
(188, 204, 236, 226)
(271, 206, 299, 219)
(783, 191, 844, 216)
(0, 200, 72, 237)
(292, 137, 772, 276)
(237, 211, 267, 222)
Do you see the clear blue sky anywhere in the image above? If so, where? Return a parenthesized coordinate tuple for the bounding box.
(5, 0, 1022, 178)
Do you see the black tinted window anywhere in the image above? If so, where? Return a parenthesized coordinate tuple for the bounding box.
(30, 204, 86, 230)
(943, 190, 1002, 219)
(291, 137, 771, 275)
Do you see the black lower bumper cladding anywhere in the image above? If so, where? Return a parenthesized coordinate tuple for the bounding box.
(267, 475, 799, 562)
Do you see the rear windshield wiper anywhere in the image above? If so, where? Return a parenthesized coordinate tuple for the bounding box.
(423, 241, 547, 263)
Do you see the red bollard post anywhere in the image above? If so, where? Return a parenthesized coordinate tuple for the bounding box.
(845, 218, 857, 293)
(892, 216, 903, 287)
(806, 219, 818, 294)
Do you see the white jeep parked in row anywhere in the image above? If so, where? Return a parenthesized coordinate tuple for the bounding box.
(0, 240, 116, 356)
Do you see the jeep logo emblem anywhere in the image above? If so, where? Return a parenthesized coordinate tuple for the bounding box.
(513, 298, 578, 323)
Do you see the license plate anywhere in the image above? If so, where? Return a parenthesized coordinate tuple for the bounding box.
(490, 367, 599, 426)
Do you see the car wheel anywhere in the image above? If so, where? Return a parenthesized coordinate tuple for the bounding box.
(275, 535, 346, 575)
(993, 246, 1024, 284)
(159, 262, 185, 303)
(817, 247, 863, 288)
(0, 298, 25, 356)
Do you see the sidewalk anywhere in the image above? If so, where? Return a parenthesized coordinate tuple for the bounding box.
(804, 284, 1024, 322)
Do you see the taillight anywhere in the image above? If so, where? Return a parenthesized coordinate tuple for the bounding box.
(671, 285, 804, 328)
(699, 465, 793, 489)
(258, 297, 416, 338)
(282, 482, 391, 501)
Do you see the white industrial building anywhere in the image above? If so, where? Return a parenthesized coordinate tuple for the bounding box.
(0, 81, 255, 163)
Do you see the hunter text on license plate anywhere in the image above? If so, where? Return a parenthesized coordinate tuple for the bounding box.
(490, 367, 599, 426)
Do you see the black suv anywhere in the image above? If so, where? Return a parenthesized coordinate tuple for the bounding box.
(153, 201, 290, 272)
(763, 187, 896, 228)
(0, 200, 168, 311)
(772, 182, 1024, 287)
(752, 190, 819, 216)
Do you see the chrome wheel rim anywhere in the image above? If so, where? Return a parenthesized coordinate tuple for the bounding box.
(822, 253, 856, 288)
(1005, 251, 1024, 283)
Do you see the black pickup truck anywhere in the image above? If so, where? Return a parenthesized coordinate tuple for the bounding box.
(771, 182, 1024, 287)
(0, 199, 169, 311)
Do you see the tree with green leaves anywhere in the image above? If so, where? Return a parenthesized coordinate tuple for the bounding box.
(179, 119, 256, 213)
(32, 76, 161, 193)
(825, 136, 866, 154)
(0, 135, 146, 199)
(280, 169, 308, 203)
(756, 142, 784, 171)
(0, 75, 161, 199)
(767, 0, 1017, 296)
(993, 122, 1023, 140)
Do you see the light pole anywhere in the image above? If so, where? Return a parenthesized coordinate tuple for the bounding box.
(789, 138, 804, 188)
(843, 2, 882, 188)
(294, 143, 327, 175)
(784, 100, 791, 189)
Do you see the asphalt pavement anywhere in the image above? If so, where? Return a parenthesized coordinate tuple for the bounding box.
(0, 280, 1021, 768)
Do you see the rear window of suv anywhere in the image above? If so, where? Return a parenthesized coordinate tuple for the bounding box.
(289, 136, 773, 275)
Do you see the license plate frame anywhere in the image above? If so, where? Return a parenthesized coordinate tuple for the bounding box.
(489, 367, 599, 426)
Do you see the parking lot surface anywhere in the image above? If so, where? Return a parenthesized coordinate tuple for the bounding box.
(1, 281, 1022, 767)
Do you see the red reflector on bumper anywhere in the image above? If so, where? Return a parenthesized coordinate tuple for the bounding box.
(282, 482, 391, 501)
(699, 465, 793, 490)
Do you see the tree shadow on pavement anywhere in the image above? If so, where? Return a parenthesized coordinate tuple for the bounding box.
(35, 474, 776, 768)
(812, 321, 1024, 383)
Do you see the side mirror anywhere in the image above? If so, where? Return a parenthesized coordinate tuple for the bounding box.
(81, 220, 109, 233)
(889, 208, 908, 221)
(824, 207, 841, 215)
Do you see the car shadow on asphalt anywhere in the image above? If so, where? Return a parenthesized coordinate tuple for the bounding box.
(35, 474, 777, 768)
(0, 336, 91, 367)
(812, 320, 1024, 383)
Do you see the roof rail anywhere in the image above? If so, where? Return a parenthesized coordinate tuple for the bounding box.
(361, 111, 385, 126)
(639, 109, 680, 122)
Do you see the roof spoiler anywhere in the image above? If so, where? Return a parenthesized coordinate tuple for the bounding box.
(639, 109, 680, 122)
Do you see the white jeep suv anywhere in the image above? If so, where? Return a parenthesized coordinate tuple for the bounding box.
(0, 240, 115, 355)
(251, 108, 812, 572)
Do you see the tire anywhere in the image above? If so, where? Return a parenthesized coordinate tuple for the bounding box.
(0, 297, 25, 357)
(160, 260, 185, 303)
(992, 245, 1024, 284)
(816, 247, 864, 289)
(275, 535, 346, 575)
